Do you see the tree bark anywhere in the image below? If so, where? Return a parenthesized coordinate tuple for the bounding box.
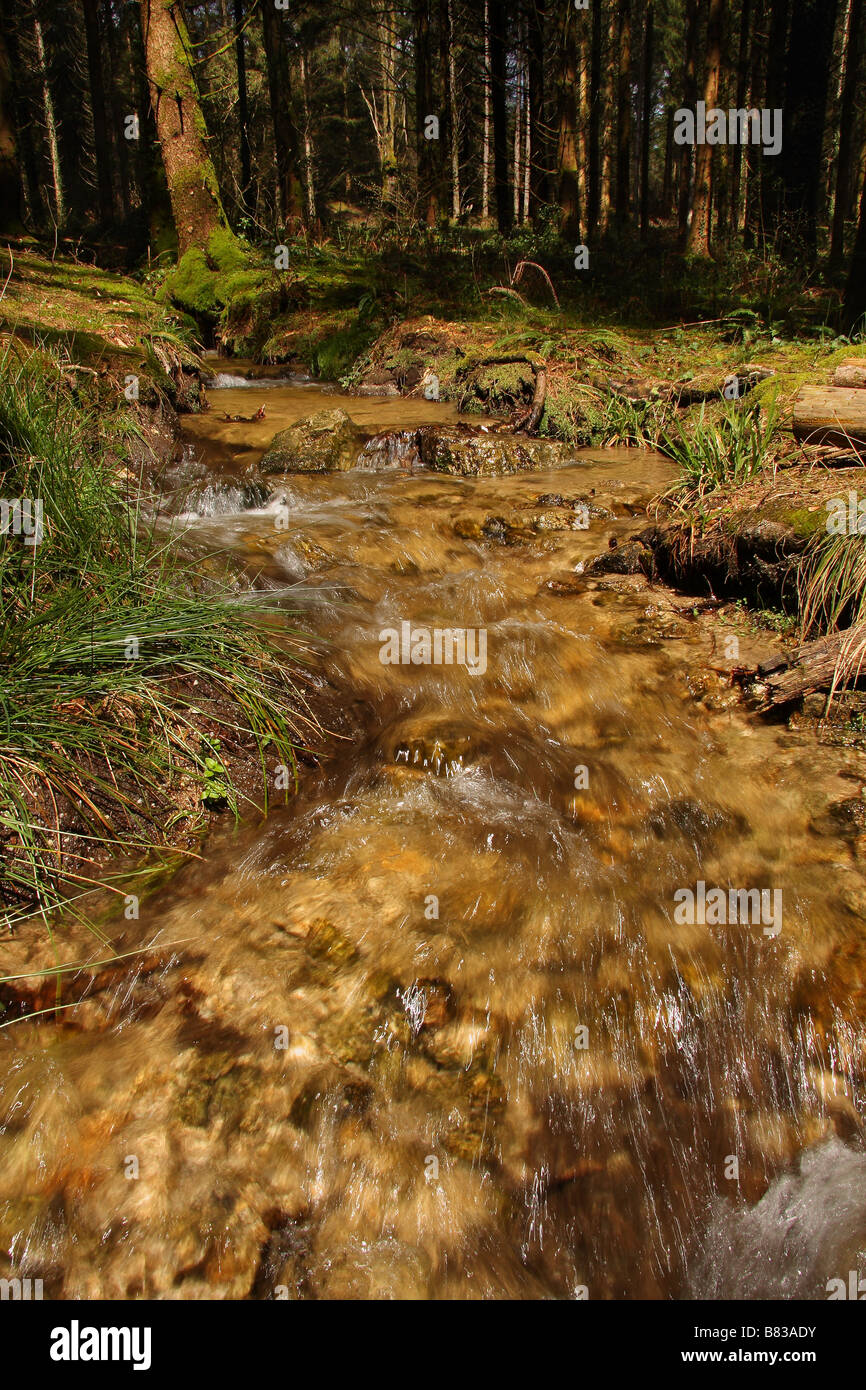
(415, 0, 438, 223)
(557, 2, 579, 241)
(489, 0, 510, 231)
(587, 0, 602, 235)
(729, 0, 752, 235)
(81, 0, 115, 224)
(743, 0, 767, 246)
(527, 0, 547, 218)
(233, 0, 254, 218)
(614, 0, 632, 227)
(299, 46, 316, 226)
(139, 0, 228, 255)
(639, 1, 653, 239)
(446, 0, 460, 219)
(261, 0, 304, 230)
(677, 0, 699, 240)
(843, 165, 866, 334)
(513, 21, 524, 224)
(377, 2, 399, 218)
(104, 3, 131, 220)
(830, 0, 864, 265)
(780, 0, 838, 254)
(743, 631, 865, 708)
(686, 0, 725, 256)
(481, 0, 490, 222)
(33, 4, 64, 227)
(0, 21, 23, 232)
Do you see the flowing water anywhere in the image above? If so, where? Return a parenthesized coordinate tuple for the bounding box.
(2, 378, 866, 1301)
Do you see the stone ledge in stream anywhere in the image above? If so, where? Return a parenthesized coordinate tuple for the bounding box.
(258, 413, 579, 478)
(415, 424, 574, 476)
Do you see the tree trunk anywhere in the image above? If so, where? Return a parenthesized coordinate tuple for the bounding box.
(843, 166, 866, 334)
(523, 54, 530, 223)
(481, 0, 490, 222)
(104, 4, 131, 219)
(81, 0, 115, 223)
(677, 0, 699, 240)
(614, 0, 632, 227)
(139, 0, 228, 254)
(233, 0, 254, 218)
(780, 0, 838, 254)
(0, 22, 23, 232)
(587, 0, 602, 235)
(639, 1, 653, 239)
(513, 28, 523, 224)
(686, 0, 725, 257)
(415, 0, 437, 223)
(743, 631, 866, 708)
(446, 0, 460, 219)
(832, 360, 866, 386)
(729, 0, 752, 235)
(299, 47, 316, 226)
(557, 2, 580, 241)
(743, 0, 766, 246)
(830, 0, 864, 265)
(377, 3, 399, 218)
(527, 0, 547, 218)
(489, 0, 510, 231)
(33, 4, 64, 227)
(261, 0, 304, 230)
(661, 105, 675, 217)
(600, 3, 616, 231)
(758, 0, 789, 240)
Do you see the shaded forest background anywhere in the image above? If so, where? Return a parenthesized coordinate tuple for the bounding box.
(1, 0, 866, 332)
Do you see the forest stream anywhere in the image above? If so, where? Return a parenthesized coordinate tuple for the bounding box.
(2, 375, 866, 1301)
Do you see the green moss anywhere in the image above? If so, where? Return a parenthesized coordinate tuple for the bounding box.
(168, 248, 220, 314)
(164, 229, 268, 319)
(305, 318, 379, 381)
(781, 506, 828, 539)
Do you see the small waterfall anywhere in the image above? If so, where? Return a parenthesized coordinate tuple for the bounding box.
(210, 372, 311, 389)
(358, 430, 422, 471)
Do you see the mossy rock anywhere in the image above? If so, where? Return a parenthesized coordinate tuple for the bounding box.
(306, 917, 359, 967)
(177, 1051, 260, 1129)
(259, 409, 366, 474)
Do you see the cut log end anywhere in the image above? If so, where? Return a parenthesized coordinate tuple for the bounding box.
(793, 385, 866, 449)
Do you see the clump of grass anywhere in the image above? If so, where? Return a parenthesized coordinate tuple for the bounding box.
(660, 400, 778, 509)
(800, 532, 866, 637)
(0, 349, 318, 936)
(594, 392, 673, 448)
(798, 530, 866, 700)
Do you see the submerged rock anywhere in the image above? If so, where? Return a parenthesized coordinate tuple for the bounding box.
(584, 539, 654, 576)
(259, 409, 365, 473)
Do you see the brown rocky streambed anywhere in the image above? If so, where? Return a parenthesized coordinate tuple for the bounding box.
(1, 376, 866, 1301)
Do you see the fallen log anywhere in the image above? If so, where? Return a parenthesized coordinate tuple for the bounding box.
(792, 385, 866, 448)
(738, 628, 866, 708)
(605, 366, 774, 407)
(831, 359, 866, 389)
